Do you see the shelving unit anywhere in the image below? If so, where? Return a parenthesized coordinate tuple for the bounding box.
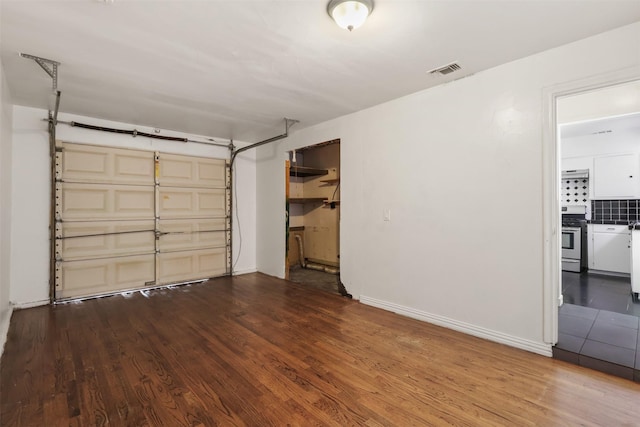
(290, 166, 328, 177)
(320, 178, 340, 184)
(289, 197, 326, 204)
(286, 142, 340, 275)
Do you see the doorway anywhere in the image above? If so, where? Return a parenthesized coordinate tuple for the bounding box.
(285, 140, 347, 296)
(553, 80, 640, 380)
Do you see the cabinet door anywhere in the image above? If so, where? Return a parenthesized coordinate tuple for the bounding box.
(592, 231, 631, 274)
(594, 154, 639, 199)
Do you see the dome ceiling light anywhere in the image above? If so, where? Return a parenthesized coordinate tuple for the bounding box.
(327, 0, 374, 31)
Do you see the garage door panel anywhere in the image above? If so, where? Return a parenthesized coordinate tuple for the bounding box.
(158, 218, 226, 234)
(58, 143, 154, 185)
(59, 220, 155, 238)
(55, 143, 230, 301)
(159, 154, 226, 188)
(59, 183, 155, 220)
(58, 231, 155, 261)
(158, 218, 227, 252)
(159, 230, 226, 252)
(57, 254, 155, 299)
(157, 248, 226, 284)
(159, 188, 226, 218)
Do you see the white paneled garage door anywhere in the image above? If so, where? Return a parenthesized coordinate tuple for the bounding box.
(54, 142, 230, 300)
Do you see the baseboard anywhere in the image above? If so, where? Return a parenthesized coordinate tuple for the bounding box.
(360, 296, 552, 357)
(12, 299, 49, 309)
(232, 268, 258, 276)
(0, 304, 14, 361)
(588, 269, 630, 278)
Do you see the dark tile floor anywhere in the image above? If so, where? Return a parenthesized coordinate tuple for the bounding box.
(562, 271, 640, 316)
(555, 271, 640, 381)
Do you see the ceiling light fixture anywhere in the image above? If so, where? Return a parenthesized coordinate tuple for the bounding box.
(327, 0, 373, 31)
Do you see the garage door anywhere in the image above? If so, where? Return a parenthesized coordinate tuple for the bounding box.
(54, 142, 230, 300)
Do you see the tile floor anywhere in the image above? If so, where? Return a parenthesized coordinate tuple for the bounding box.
(555, 271, 640, 381)
(562, 271, 640, 316)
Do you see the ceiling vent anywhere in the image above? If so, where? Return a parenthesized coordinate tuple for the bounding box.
(428, 62, 461, 76)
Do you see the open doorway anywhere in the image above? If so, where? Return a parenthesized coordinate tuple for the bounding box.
(554, 80, 640, 380)
(285, 139, 348, 297)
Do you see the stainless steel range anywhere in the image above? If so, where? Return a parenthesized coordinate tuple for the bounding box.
(562, 206, 588, 273)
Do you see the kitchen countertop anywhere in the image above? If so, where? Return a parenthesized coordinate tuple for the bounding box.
(584, 220, 640, 229)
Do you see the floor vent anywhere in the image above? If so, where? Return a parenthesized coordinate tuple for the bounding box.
(428, 62, 461, 76)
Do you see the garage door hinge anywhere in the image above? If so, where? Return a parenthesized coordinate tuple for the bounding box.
(55, 147, 63, 152)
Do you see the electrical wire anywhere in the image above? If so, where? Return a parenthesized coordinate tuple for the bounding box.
(331, 181, 340, 201)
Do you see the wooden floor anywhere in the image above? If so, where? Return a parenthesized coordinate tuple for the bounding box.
(1, 274, 639, 426)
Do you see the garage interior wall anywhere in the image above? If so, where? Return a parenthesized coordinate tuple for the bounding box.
(256, 22, 640, 356)
(0, 57, 13, 352)
(10, 106, 257, 307)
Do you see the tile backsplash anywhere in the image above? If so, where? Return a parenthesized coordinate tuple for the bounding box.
(561, 177, 589, 206)
(591, 200, 640, 223)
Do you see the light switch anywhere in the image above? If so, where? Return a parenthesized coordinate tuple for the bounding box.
(383, 209, 391, 222)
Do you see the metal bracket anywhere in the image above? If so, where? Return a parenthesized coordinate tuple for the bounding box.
(155, 230, 170, 239)
(285, 118, 300, 133)
(20, 53, 60, 91)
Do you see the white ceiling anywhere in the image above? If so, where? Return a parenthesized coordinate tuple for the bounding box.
(2, 1, 640, 142)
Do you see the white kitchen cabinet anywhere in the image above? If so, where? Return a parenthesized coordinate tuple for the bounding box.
(588, 224, 630, 274)
(593, 154, 639, 199)
(631, 228, 640, 301)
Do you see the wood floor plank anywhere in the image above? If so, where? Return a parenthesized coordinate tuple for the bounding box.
(2, 272, 639, 426)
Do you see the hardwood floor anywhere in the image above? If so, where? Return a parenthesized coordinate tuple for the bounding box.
(1, 273, 639, 426)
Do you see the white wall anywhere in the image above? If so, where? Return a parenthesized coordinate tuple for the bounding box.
(0, 57, 14, 355)
(256, 22, 640, 355)
(563, 128, 640, 159)
(558, 80, 640, 124)
(10, 106, 256, 306)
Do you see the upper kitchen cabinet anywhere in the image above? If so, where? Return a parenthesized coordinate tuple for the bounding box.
(593, 153, 640, 199)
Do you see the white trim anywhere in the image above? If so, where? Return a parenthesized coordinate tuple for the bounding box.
(232, 268, 258, 276)
(360, 296, 552, 357)
(541, 66, 640, 346)
(0, 304, 14, 360)
(12, 299, 49, 309)
(541, 82, 560, 345)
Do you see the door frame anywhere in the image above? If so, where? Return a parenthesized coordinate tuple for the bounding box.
(541, 66, 640, 344)
(283, 140, 342, 286)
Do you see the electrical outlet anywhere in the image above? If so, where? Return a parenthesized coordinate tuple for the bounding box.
(383, 209, 391, 222)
